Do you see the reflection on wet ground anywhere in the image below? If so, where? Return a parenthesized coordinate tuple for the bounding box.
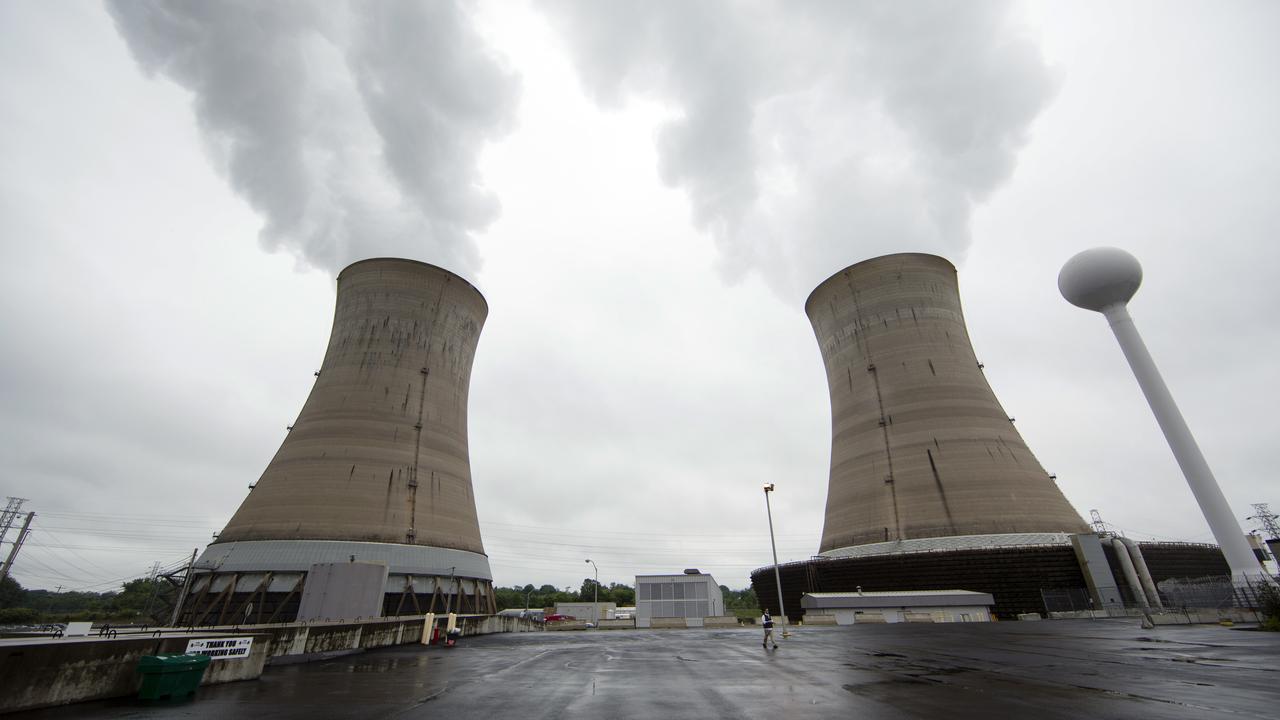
(16, 619, 1279, 719)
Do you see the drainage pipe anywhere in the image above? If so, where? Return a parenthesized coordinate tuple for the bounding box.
(1117, 536, 1163, 609)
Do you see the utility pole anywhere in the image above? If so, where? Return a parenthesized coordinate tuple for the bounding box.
(585, 559, 598, 626)
(0, 512, 35, 581)
(141, 561, 163, 622)
(168, 549, 199, 627)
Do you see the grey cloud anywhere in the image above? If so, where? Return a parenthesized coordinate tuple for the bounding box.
(106, 0, 519, 278)
(541, 0, 1057, 298)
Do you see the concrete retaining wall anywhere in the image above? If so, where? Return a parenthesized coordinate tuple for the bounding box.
(544, 621, 591, 632)
(802, 614, 838, 626)
(1045, 608, 1263, 624)
(0, 633, 270, 714)
(0, 614, 539, 714)
(252, 614, 538, 659)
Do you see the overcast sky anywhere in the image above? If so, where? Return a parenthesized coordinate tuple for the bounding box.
(1, 0, 1276, 594)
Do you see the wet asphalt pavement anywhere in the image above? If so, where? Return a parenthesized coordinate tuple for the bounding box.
(15, 619, 1279, 719)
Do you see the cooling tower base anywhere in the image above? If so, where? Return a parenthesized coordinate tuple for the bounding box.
(752, 539, 1230, 620)
(177, 540, 495, 625)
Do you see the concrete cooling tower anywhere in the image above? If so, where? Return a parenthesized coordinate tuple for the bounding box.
(806, 253, 1089, 552)
(752, 254, 1230, 620)
(178, 258, 495, 625)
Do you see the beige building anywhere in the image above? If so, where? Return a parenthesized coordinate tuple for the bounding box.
(801, 590, 995, 624)
(554, 602, 616, 622)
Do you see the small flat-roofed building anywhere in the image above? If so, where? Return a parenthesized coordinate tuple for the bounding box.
(554, 602, 616, 622)
(608, 606, 636, 620)
(635, 572, 725, 628)
(801, 590, 994, 625)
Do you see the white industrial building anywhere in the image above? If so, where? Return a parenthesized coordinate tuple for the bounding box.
(801, 590, 995, 624)
(635, 571, 725, 628)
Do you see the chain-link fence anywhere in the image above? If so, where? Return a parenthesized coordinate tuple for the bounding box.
(1157, 574, 1276, 611)
(1042, 574, 1279, 620)
(1040, 587, 1094, 613)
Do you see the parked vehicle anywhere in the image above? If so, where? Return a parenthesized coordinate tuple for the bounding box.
(543, 614, 575, 622)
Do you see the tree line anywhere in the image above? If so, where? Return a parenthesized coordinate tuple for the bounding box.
(492, 579, 759, 616)
(0, 575, 175, 625)
(0, 574, 761, 625)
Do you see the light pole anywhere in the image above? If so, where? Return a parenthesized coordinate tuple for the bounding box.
(763, 484, 790, 637)
(585, 559, 598, 626)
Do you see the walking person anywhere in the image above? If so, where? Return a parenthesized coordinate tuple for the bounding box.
(762, 610, 778, 649)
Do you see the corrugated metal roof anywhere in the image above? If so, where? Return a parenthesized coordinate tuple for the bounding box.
(818, 532, 1072, 560)
(807, 590, 988, 598)
(801, 589, 996, 609)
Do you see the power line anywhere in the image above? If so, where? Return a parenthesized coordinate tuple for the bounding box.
(480, 519, 813, 540)
(25, 541, 192, 554)
(30, 525, 213, 539)
(36, 510, 213, 523)
(24, 534, 102, 579)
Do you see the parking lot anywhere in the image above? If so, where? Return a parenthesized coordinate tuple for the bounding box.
(16, 619, 1279, 719)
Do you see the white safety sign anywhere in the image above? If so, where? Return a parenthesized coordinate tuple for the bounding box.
(186, 637, 254, 660)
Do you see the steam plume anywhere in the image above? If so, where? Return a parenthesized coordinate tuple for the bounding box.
(106, 0, 519, 278)
(542, 0, 1057, 297)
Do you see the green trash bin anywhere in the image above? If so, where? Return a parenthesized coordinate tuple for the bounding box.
(137, 654, 211, 701)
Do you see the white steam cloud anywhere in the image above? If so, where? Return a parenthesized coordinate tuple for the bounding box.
(542, 0, 1058, 297)
(106, 0, 519, 278)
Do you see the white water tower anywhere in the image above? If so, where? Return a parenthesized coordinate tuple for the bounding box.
(1059, 247, 1265, 582)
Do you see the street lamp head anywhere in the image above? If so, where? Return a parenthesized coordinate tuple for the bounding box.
(764, 483, 775, 493)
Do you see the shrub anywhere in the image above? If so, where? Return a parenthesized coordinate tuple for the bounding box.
(0, 607, 39, 624)
(1258, 582, 1280, 630)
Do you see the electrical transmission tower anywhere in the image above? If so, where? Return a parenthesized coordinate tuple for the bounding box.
(1089, 509, 1110, 535)
(0, 511, 35, 581)
(1247, 503, 1280, 540)
(0, 497, 28, 546)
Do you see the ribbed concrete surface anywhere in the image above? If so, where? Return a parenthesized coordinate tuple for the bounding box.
(196, 540, 492, 579)
(807, 254, 1088, 553)
(215, 258, 488, 554)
